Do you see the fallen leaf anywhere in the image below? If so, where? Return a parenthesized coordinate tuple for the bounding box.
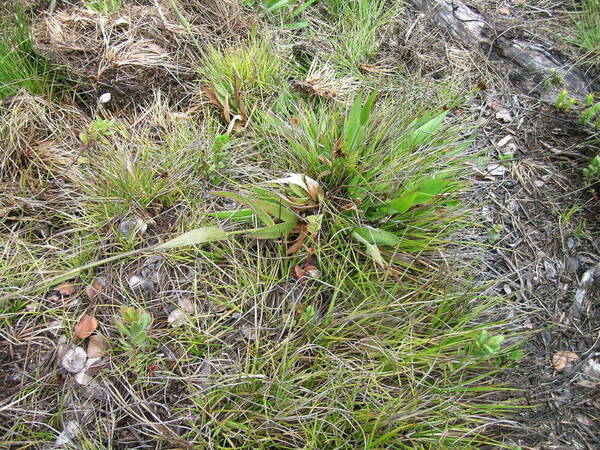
(55, 421, 80, 447)
(293, 265, 306, 280)
(87, 334, 106, 358)
(240, 324, 259, 341)
(287, 225, 308, 255)
(486, 163, 507, 177)
(62, 345, 87, 373)
(85, 277, 107, 299)
(304, 265, 320, 279)
(58, 283, 77, 297)
(498, 7, 511, 15)
(495, 109, 513, 123)
(267, 173, 324, 202)
(489, 100, 503, 112)
(147, 363, 159, 375)
(75, 314, 98, 339)
(204, 85, 223, 109)
(46, 292, 62, 303)
(178, 298, 195, 314)
(74, 371, 93, 386)
(512, 0, 525, 5)
(168, 309, 187, 327)
(552, 351, 579, 372)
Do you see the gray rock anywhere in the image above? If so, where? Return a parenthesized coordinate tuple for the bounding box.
(566, 256, 580, 274)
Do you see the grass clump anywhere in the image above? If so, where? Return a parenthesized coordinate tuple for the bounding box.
(312, 0, 396, 75)
(83, 0, 122, 14)
(0, 8, 55, 100)
(573, 0, 600, 56)
(199, 37, 284, 125)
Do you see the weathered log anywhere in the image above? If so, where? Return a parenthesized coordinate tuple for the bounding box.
(408, 0, 599, 102)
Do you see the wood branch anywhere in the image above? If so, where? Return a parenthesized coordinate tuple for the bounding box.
(408, 0, 599, 103)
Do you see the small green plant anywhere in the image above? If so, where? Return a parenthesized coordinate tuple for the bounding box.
(79, 117, 116, 145)
(466, 330, 523, 366)
(498, 152, 513, 166)
(583, 154, 600, 179)
(487, 224, 504, 243)
(555, 89, 576, 111)
(544, 69, 565, 88)
(581, 93, 600, 127)
(84, 0, 122, 14)
(469, 330, 504, 358)
(205, 133, 231, 184)
(116, 307, 152, 350)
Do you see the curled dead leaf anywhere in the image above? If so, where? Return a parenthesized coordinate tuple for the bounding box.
(267, 173, 324, 202)
(552, 351, 579, 372)
(58, 283, 78, 297)
(87, 334, 107, 358)
(75, 314, 98, 339)
(85, 277, 107, 300)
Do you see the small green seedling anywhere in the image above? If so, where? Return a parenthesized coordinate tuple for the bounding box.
(498, 152, 513, 167)
(469, 330, 504, 358)
(80, 117, 116, 145)
(581, 94, 600, 126)
(207, 133, 231, 184)
(487, 224, 503, 243)
(554, 89, 576, 111)
(116, 306, 152, 350)
(583, 154, 600, 179)
(300, 304, 317, 325)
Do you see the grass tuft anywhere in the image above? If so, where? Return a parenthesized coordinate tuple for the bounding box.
(0, 8, 55, 100)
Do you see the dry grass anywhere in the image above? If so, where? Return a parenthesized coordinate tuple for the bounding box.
(0, 93, 85, 182)
(33, 1, 252, 105)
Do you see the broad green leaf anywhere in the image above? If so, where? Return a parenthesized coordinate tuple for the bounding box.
(267, 0, 291, 12)
(487, 335, 504, 347)
(208, 209, 255, 221)
(344, 94, 363, 151)
(352, 231, 386, 267)
(290, 0, 317, 18)
(401, 111, 448, 150)
(213, 191, 275, 226)
(282, 21, 309, 30)
(248, 220, 297, 239)
(386, 178, 452, 214)
(157, 227, 228, 250)
(253, 199, 297, 222)
(353, 226, 400, 247)
(386, 189, 419, 215)
(412, 178, 452, 204)
(360, 91, 377, 126)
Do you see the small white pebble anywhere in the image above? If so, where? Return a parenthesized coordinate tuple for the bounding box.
(98, 92, 111, 104)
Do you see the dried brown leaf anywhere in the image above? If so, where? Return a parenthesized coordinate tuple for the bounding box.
(287, 225, 308, 256)
(58, 283, 77, 297)
(75, 315, 98, 339)
(552, 351, 579, 372)
(87, 334, 106, 358)
(85, 277, 107, 300)
(204, 85, 223, 109)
